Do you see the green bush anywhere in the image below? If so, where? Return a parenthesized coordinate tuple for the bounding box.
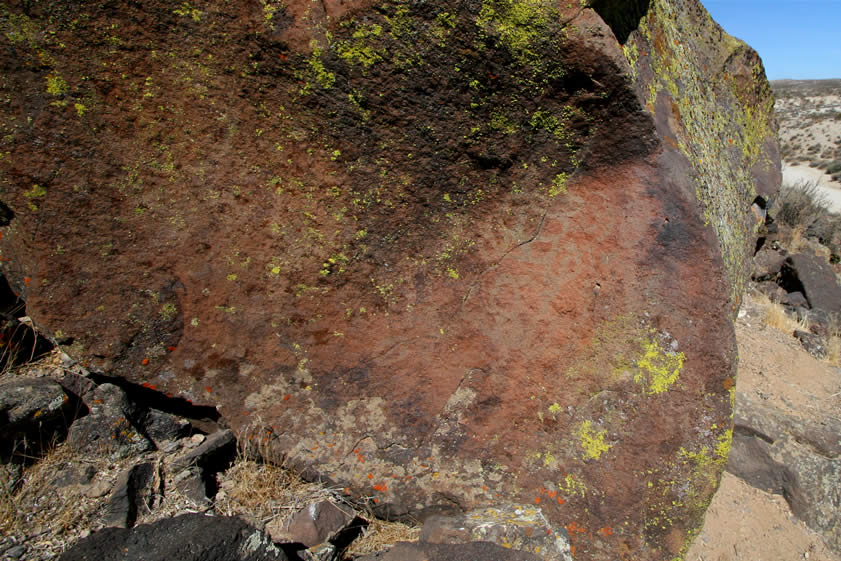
(826, 160, 841, 175)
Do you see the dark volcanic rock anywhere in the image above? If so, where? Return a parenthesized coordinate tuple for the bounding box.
(780, 253, 841, 314)
(104, 461, 157, 528)
(59, 513, 287, 561)
(142, 409, 191, 446)
(793, 330, 827, 359)
(0, 1, 779, 559)
(420, 505, 572, 561)
(752, 247, 786, 281)
(67, 384, 154, 459)
(728, 392, 841, 552)
(170, 429, 236, 472)
(781, 291, 809, 308)
(0, 377, 76, 460)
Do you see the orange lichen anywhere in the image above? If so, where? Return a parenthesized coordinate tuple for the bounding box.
(372, 483, 388, 492)
(23, 277, 31, 286)
(141, 358, 150, 365)
(284, 394, 291, 401)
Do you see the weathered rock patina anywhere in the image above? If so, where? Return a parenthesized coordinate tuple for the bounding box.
(0, 1, 779, 559)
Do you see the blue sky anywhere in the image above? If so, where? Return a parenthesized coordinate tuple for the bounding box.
(703, 0, 841, 80)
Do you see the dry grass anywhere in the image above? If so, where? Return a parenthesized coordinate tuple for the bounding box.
(756, 292, 841, 367)
(213, 453, 421, 556)
(346, 517, 421, 557)
(214, 458, 344, 528)
(787, 225, 809, 253)
(775, 180, 841, 254)
(0, 441, 111, 559)
(827, 334, 841, 366)
(760, 296, 810, 333)
(0, 463, 23, 535)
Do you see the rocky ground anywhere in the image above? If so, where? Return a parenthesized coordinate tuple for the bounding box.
(686, 292, 840, 561)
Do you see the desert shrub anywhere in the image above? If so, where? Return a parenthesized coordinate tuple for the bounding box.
(826, 160, 841, 175)
(774, 180, 841, 251)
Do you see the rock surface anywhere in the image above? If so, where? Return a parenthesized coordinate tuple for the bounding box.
(0, 1, 778, 559)
(728, 392, 841, 552)
(58, 513, 287, 561)
(357, 541, 543, 561)
(420, 504, 572, 561)
(780, 252, 841, 314)
(67, 384, 154, 459)
(0, 377, 75, 459)
(104, 461, 158, 528)
(275, 500, 356, 548)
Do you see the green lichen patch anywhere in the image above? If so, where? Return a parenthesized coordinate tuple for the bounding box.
(476, 0, 567, 86)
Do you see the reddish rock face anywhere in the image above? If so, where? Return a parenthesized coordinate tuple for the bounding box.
(0, 0, 778, 559)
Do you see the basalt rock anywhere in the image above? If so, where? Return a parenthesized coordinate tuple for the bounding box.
(0, 377, 77, 461)
(0, 1, 778, 559)
(59, 513, 287, 561)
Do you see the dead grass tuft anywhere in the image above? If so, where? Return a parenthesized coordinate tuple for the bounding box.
(214, 459, 342, 528)
(214, 454, 421, 555)
(827, 334, 841, 366)
(346, 517, 421, 557)
(0, 463, 23, 535)
(760, 296, 810, 333)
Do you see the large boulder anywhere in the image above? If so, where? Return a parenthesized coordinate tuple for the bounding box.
(0, 1, 778, 559)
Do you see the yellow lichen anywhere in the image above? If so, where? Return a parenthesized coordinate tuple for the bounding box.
(634, 337, 685, 395)
(576, 420, 612, 460)
(560, 473, 587, 496)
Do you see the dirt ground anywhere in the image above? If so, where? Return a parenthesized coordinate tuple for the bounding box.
(685, 293, 841, 561)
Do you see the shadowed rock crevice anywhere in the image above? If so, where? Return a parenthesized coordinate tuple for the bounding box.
(589, 0, 651, 43)
(87, 372, 222, 429)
